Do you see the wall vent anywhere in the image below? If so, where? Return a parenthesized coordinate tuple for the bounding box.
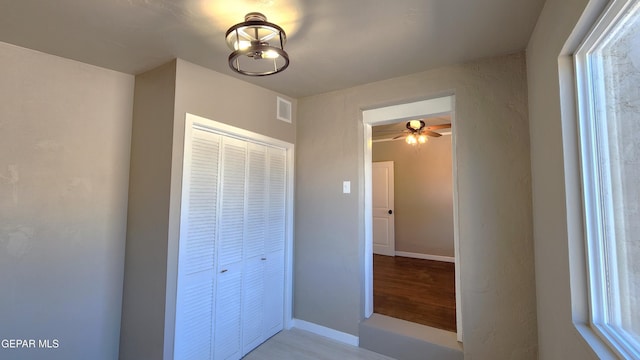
(277, 96, 292, 123)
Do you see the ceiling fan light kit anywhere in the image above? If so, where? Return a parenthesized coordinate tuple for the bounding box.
(405, 133, 428, 145)
(401, 120, 447, 145)
(373, 119, 452, 144)
(225, 12, 289, 76)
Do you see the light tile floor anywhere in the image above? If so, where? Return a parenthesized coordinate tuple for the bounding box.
(243, 329, 395, 360)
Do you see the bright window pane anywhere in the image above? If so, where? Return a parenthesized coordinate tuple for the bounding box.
(593, 1, 640, 340)
(579, 0, 640, 357)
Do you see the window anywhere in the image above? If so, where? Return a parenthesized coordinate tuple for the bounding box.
(575, 0, 640, 358)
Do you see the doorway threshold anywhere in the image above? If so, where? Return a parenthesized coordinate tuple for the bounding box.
(359, 314, 462, 360)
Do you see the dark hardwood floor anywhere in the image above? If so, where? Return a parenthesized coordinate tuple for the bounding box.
(373, 254, 456, 332)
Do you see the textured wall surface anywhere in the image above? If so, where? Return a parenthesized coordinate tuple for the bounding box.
(295, 52, 537, 358)
(0, 42, 134, 360)
(372, 136, 454, 257)
(174, 59, 296, 145)
(119, 60, 177, 360)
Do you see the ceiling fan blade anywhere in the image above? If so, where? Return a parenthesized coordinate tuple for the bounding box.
(423, 130, 442, 137)
(425, 124, 451, 131)
(392, 134, 406, 140)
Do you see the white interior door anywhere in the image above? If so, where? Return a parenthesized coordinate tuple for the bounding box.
(177, 114, 292, 360)
(242, 143, 268, 354)
(214, 137, 247, 360)
(263, 147, 286, 339)
(372, 161, 395, 256)
(174, 128, 220, 360)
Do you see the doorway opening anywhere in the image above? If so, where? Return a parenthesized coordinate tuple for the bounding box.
(362, 95, 462, 341)
(372, 115, 455, 331)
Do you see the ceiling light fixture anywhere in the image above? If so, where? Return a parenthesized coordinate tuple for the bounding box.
(225, 12, 289, 76)
(405, 120, 429, 145)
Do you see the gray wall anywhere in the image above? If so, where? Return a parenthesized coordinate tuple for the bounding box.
(295, 52, 537, 358)
(0, 42, 133, 360)
(174, 59, 296, 144)
(372, 136, 454, 257)
(120, 58, 296, 359)
(527, 0, 616, 358)
(119, 60, 177, 360)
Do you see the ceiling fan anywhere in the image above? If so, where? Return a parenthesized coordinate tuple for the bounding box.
(392, 120, 451, 144)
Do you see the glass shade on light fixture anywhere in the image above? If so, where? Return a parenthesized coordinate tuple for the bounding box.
(418, 134, 427, 144)
(406, 134, 417, 144)
(409, 120, 422, 130)
(225, 12, 289, 76)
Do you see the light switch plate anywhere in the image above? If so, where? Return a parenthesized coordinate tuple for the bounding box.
(343, 181, 351, 194)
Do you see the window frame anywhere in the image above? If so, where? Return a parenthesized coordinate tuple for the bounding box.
(574, 0, 640, 358)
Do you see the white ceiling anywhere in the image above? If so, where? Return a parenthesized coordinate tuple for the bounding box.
(0, 0, 545, 98)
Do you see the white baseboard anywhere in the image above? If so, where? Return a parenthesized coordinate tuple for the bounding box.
(395, 251, 455, 263)
(292, 318, 359, 346)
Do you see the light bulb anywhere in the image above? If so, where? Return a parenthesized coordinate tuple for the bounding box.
(264, 50, 280, 59)
(409, 120, 422, 130)
(418, 134, 427, 143)
(234, 40, 251, 50)
(406, 134, 417, 144)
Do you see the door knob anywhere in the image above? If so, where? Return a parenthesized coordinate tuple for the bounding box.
(220, 269, 228, 273)
(388, 210, 393, 214)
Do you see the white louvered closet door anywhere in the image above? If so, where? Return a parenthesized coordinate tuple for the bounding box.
(214, 137, 247, 360)
(263, 147, 287, 339)
(174, 129, 221, 360)
(242, 143, 268, 354)
(176, 119, 287, 360)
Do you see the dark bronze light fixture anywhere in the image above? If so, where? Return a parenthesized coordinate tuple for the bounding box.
(402, 120, 451, 145)
(406, 120, 428, 144)
(225, 12, 289, 76)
